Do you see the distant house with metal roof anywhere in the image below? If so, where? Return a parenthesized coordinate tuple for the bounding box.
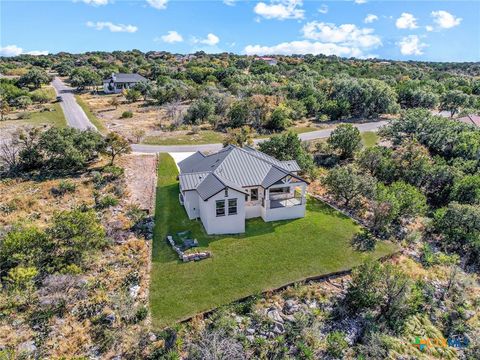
(178, 145, 308, 235)
(254, 56, 278, 66)
(103, 73, 147, 94)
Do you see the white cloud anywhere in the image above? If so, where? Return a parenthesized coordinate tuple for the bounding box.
(364, 14, 378, 24)
(223, 0, 236, 5)
(158, 30, 183, 43)
(395, 12, 418, 29)
(0, 45, 48, 57)
(193, 33, 220, 46)
(245, 40, 376, 58)
(302, 21, 382, 49)
(25, 50, 49, 56)
(431, 10, 462, 29)
(254, 0, 304, 20)
(245, 21, 382, 58)
(86, 21, 138, 33)
(318, 4, 328, 14)
(146, 0, 168, 10)
(354, 0, 367, 4)
(398, 35, 427, 55)
(426, 25, 434, 32)
(77, 0, 112, 6)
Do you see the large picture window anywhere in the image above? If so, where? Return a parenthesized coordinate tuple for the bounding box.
(216, 200, 225, 217)
(250, 188, 258, 201)
(228, 198, 237, 215)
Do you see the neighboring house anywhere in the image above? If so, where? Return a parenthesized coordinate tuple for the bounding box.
(457, 114, 480, 127)
(103, 73, 147, 94)
(178, 145, 308, 235)
(254, 56, 278, 66)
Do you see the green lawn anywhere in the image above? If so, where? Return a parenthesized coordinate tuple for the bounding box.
(143, 130, 226, 145)
(150, 154, 397, 327)
(0, 103, 67, 129)
(75, 95, 108, 133)
(143, 126, 321, 146)
(361, 131, 379, 148)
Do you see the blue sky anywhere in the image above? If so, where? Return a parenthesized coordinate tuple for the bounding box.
(1, 0, 479, 61)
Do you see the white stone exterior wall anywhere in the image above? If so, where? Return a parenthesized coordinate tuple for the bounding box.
(199, 188, 246, 235)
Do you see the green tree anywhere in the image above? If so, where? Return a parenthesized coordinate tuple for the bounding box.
(322, 164, 376, 208)
(102, 132, 132, 165)
(327, 124, 362, 159)
(124, 89, 141, 103)
(258, 131, 314, 172)
(6, 266, 38, 292)
(14, 95, 32, 109)
(372, 181, 426, 232)
(223, 126, 254, 148)
(37, 128, 104, 171)
(69, 67, 101, 90)
(48, 209, 107, 268)
(184, 99, 215, 125)
(440, 90, 469, 117)
(228, 100, 250, 128)
(331, 77, 398, 118)
(265, 104, 292, 131)
(17, 68, 50, 89)
(357, 146, 396, 184)
(0, 226, 50, 277)
(133, 81, 153, 101)
(451, 174, 480, 205)
(344, 262, 418, 331)
(432, 202, 480, 266)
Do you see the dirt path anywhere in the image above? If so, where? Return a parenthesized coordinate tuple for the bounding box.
(119, 154, 158, 213)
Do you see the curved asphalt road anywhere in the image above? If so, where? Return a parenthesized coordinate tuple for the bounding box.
(52, 77, 387, 153)
(52, 77, 96, 131)
(131, 120, 388, 153)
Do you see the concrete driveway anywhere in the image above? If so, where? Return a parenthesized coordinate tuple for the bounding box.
(52, 77, 97, 131)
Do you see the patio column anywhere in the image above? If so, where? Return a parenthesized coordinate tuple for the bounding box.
(264, 188, 269, 209)
(301, 183, 306, 204)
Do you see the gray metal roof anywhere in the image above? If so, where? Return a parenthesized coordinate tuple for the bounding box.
(178, 152, 206, 173)
(179, 172, 209, 191)
(243, 146, 301, 172)
(261, 166, 290, 188)
(105, 73, 147, 83)
(179, 145, 305, 199)
(195, 173, 247, 201)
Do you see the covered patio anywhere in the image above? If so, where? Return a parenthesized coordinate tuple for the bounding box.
(263, 176, 307, 211)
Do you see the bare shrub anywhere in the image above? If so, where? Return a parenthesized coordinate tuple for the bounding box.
(186, 330, 245, 360)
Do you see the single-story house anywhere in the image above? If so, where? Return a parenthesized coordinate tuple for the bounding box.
(103, 73, 147, 94)
(178, 145, 308, 235)
(254, 56, 278, 66)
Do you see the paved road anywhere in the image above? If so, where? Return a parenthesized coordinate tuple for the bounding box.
(52, 77, 388, 153)
(52, 77, 97, 131)
(131, 120, 388, 153)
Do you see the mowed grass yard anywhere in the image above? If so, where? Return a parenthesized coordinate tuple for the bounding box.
(150, 154, 398, 327)
(0, 103, 67, 129)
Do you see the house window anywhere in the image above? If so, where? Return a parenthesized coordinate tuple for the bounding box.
(216, 200, 225, 217)
(225, 188, 229, 197)
(250, 188, 258, 201)
(228, 199, 237, 215)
